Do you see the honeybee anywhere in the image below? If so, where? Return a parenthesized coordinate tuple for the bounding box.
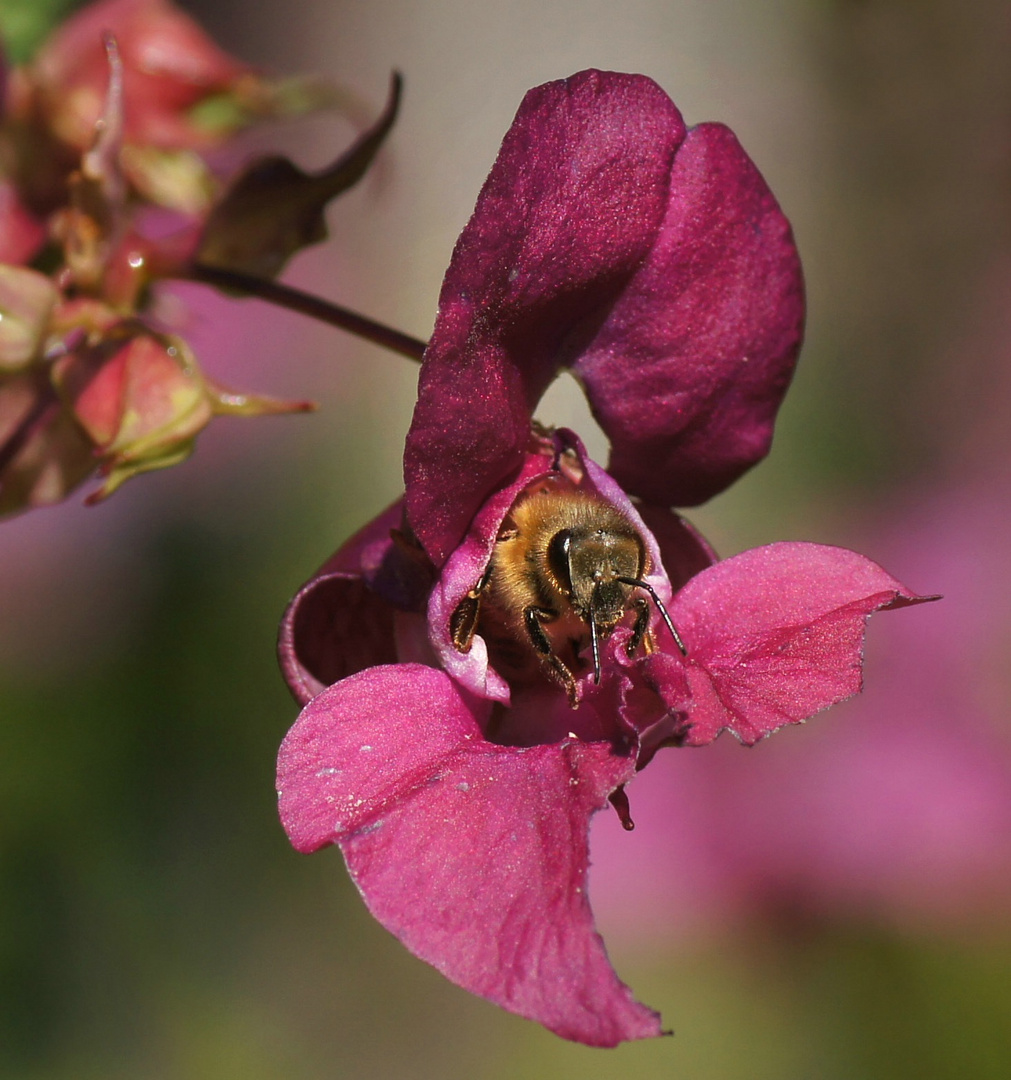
(451, 484, 686, 706)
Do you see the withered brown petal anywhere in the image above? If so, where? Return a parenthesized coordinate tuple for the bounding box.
(195, 72, 402, 279)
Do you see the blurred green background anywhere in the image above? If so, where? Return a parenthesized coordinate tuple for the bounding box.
(1, 0, 1009, 1076)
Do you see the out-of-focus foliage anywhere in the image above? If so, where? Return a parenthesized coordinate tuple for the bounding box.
(0, 0, 79, 63)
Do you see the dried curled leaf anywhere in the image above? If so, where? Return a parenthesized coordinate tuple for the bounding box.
(196, 72, 402, 279)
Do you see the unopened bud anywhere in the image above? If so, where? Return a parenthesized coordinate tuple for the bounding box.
(0, 266, 60, 372)
(51, 329, 314, 502)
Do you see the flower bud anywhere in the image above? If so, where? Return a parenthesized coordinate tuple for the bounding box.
(51, 329, 313, 502)
(29, 0, 251, 153)
(0, 265, 59, 372)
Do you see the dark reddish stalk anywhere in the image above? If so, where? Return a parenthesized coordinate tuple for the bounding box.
(190, 263, 428, 363)
(0, 379, 61, 478)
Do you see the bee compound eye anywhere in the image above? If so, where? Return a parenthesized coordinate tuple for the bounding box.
(546, 528, 574, 595)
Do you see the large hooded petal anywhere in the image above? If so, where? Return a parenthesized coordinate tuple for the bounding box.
(405, 70, 803, 563)
(404, 71, 686, 565)
(644, 543, 932, 746)
(276, 663, 661, 1046)
(575, 122, 804, 506)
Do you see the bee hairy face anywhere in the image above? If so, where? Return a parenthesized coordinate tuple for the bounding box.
(546, 522, 643, 628)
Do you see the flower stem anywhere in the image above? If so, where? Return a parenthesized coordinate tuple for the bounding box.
(190, 263, 428, 363)
(0, 378, 60, 479)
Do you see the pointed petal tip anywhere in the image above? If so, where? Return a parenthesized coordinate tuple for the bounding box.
(648, 543, 938, 747)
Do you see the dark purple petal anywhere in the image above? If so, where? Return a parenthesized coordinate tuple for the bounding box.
(404, 71, 687, 564)
(635, 502, 718, 590)
(645, 543, 932, 746)
(574, 122, 804, 506)
(276, 664, 661, 1046)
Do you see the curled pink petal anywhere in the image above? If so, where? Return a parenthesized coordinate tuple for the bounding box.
(646, 542, 933, 746)
(277, 664, 660, 1046)
(278, 501, 433, 705)
(279, 573, 398, 706)
(428, 447, 554, 703)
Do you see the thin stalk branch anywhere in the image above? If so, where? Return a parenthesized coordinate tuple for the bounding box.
(190, 263, 428, 363)
(0, 378, 60, 478)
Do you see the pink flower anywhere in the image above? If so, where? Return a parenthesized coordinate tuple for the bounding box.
(275, 71, 928, 1046)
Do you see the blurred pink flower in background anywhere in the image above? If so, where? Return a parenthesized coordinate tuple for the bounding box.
(6, 0, 265, 221)
(0, 0, 396, 516)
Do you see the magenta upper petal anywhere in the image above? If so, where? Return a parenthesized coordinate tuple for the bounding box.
(276, 663, 661, 1046)
(635, 501, 718, 590)
(574, 122, 804, 506)
(646, 543, 932, 746)
(404, 71, 687, 564)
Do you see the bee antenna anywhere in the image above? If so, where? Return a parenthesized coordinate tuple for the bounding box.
(617, 577, 687, 656)
(588, 601, 603, 684)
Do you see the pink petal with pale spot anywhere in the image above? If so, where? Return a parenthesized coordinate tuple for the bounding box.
(277, 663, 661, 1046)
(645, 542, 932, 746)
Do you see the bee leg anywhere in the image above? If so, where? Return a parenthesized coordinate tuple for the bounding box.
(524, 606, 579, 708)
(626, 596, 655, 657)
(450, 563, 493, 653)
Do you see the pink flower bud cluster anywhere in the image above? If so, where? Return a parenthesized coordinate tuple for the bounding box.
(0, 0, 391, 514)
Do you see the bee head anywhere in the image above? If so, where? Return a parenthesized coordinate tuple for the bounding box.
(547, 525, 643, 629)
(546, 519, 687, 686)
